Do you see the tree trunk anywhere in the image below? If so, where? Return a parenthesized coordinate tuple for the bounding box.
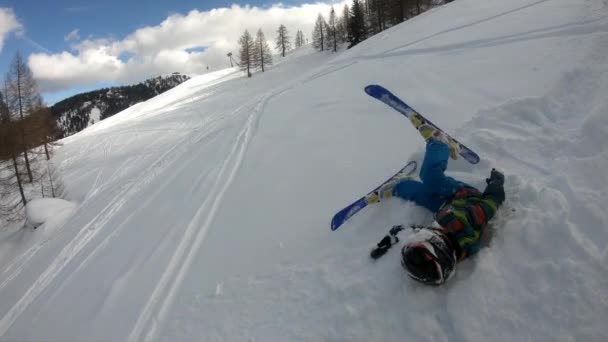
(281, 33, 286, 57)
(11, 149, 27, 207)
(44, 143, 49, 160)
(398, 0, 405, 23)
(333, 29, 337, 52)
(260, 44, 265, 72)
(247, 54, 251, 77)
(48, 163, 56, 198)
(320, 22, 324, 51)
(16, 67, 33, 182)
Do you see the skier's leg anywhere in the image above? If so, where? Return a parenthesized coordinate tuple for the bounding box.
(392, 179, 443, 212)
(419, 140, 467, 198)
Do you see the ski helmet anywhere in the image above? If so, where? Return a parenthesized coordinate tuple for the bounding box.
(401, 229, 456, 285)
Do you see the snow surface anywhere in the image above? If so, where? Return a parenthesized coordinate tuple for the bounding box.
(88, 107, 101, 126)
(1, 0, 608, 340)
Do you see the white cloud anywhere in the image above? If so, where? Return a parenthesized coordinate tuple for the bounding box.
(64, 29, 80, 42)
(0, 8, 23, 52)
(29, 2, 347, 93)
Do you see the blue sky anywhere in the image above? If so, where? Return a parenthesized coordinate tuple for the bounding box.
(0, 0, 340, 104)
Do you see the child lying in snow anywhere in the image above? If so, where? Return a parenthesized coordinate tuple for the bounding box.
(369, 137, 505, 285)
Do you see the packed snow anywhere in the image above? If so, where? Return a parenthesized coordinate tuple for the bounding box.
(1, 0, 608, 341)
(88, 107, 101, 125)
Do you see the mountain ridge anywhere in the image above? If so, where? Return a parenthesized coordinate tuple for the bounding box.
(50, 73, 190, 138)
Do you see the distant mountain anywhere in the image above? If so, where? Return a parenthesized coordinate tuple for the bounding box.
(51, 73, 190, 138)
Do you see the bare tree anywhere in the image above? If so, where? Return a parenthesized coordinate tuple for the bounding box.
(275, 25, 292, 57)
(5, 52, 41, 182)
(38, 159, 65, 199)
(294, 30, 305, 48)
(327, 7, 339, 52)
(368, 0, 388, 33)
(0, 113, 28, 220)
(341, 4, 350, 42)
(312, 14, 327, 51)
(238, 30, 255, 77)
(253, 29, 273, 72)
(28, 106, 59, 161)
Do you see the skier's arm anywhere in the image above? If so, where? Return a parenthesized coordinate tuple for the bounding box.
(453, 170, 505, 258)
(452, 219, 482, 258)
(480, 169, 505, 221)
(438, 209, 481, 259)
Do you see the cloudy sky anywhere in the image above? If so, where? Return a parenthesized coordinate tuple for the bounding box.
(0, 0, 345, 104)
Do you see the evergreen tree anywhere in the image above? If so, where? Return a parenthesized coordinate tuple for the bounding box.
(275, 25, 292, 57)
(253, 29, 273, 72)
(238, 30, 255, 77)
(312, 14, 326, 51)
(348, 0, 367, 48)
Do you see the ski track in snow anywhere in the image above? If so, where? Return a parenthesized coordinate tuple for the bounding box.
(2, 0, 608, 340)
(128, 102, 260, 342)
(0, 123, 205, 336)
(0, 71, 243, 335)
(132, 76, 312, 342)
(376, 0, 554, 56)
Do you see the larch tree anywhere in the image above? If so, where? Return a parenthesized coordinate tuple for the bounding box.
(0, 92, 27, 217)
(327, 7, 339, 52)
(253, 29, 273, 72)
(340, 4, 350, 42)
(275, 25, 292, 57)
(238, 30, 255, 77)
(368, 0, 388, 34)
(312, 14, 327, 51)
(5, 52, 41, 182)
(295, 30, 305, 48)
(29, 106, 58, 161)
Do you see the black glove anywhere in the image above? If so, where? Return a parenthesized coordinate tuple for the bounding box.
(486, 168, 504, 187)
(370, 225, 404, 260)
(483, 168, 505, 205)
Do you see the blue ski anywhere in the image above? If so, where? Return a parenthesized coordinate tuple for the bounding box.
(364, 85, 480, 164)
(331, 161, 417, 231)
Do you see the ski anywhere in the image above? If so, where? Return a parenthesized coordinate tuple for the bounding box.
(331, 161, 416, 231)
(364, 85, 480, 164)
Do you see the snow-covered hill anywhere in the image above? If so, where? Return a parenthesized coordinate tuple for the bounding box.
(1, 0, 607, 340)
(51, 73, 190, 138)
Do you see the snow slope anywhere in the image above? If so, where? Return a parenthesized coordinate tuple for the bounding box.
(1, 0, 608, 340)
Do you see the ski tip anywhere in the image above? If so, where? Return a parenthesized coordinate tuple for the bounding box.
(331, 214, 345, 230)
(364, 84, 392, 99)
(461, 149, 481, 164)
(364, 84, 381, 93)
